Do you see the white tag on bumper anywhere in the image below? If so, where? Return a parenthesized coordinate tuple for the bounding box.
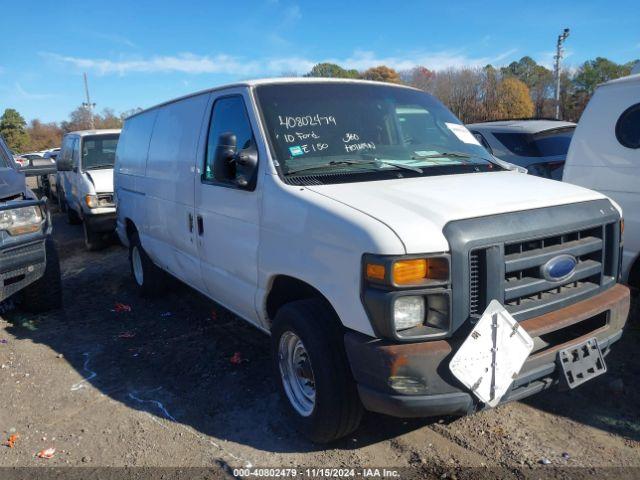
(449, 300, 534, 407)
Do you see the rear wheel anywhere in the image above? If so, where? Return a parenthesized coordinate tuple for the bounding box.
(22, 238, 62, 313)
(129, 232, 167, 296)
(271, 298, 363, 443)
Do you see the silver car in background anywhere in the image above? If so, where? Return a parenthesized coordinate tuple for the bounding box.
(467, 120, 575, 180)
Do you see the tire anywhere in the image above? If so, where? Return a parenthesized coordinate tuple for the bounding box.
(271, 298, 363, 443)
(129, 232, 167, 296)
(630, 287, 639, 324)
(57, 190, 67, 212)
(83, 221, 106, 251)
(22, 238, 63, 313)
(67, 206, 81, 225)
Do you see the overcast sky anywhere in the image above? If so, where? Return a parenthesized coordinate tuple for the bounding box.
(2, 0, 639, 123)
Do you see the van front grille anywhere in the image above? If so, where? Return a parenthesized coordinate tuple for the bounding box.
(468, 222, 617, 321)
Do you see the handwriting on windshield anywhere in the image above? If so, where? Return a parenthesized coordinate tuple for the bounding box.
(283, 131, 320, 143)
(344, 142, 376, 153)
(279, 114, 337, 130)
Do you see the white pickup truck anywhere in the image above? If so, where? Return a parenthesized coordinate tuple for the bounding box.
(115, 78, 629, 442)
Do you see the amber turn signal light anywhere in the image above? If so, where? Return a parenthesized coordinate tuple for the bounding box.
(393, 258, 448, 285)
(366, 263, 386, 281)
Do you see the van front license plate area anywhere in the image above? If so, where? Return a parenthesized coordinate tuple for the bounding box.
(557, 338, 607, 389)
(449, 300, 534, 407)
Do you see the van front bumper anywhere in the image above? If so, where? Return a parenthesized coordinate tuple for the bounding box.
(0, 238, 46, 302)
(344, 284, 630, 418)
(84, 211, 117, 233)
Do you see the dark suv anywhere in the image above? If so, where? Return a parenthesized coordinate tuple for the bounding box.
(0, 134, 61, 311)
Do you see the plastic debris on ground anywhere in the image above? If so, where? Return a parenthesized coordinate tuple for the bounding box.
(0, 339, 7, 344)
(118, 331, 136, 339)
(113, 303, 132, 313)
(539, 457, 551, 465)
(37, 447, 56, 459)
(230, 352, 243, 365)
(3, 434, 19, 448)
(561, 452, 570, 460)
(20, 319, 38, 331)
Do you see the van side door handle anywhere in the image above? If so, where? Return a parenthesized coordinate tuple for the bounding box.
(197, 215, 204, 236)
(188, 213, 194, 232)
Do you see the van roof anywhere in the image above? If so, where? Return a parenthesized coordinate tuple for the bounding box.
(125, 77, 419, 120)
(599, 73, 640, 88)
(66, 129, 121, 137)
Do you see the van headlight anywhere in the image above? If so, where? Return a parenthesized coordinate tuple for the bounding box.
(394, 296, 425, 330)
(362, 254, 452, 341)
(0, 206, 43, 235)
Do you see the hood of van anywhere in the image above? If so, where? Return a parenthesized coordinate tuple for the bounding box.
(305, 171, 607, 253)
(85, 168, 114, 193)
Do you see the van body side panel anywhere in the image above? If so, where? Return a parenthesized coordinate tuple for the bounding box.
(115, 110, 158, 246)
(143, 93, 209, 289)
(564, 80, 640, 282)
(257, 175, 406, 337)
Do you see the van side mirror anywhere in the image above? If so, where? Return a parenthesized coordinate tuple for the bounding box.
(213, 132, 258, 189)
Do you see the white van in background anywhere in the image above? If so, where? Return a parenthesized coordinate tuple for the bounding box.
(563, 74, 640, 294)
(56, 129, 120, 250)
(115, 78, 629, 442)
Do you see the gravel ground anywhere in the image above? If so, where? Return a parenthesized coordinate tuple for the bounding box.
(1, 196, 638, 478)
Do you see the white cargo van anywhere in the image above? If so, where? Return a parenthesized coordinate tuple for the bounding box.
(563, 74, 640, 298)
(115, 79, 629, 442)
(56, 129, 120, 250)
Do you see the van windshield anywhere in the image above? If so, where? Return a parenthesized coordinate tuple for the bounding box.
(82, 134, 120, 170)
(255, 83, 498, 181)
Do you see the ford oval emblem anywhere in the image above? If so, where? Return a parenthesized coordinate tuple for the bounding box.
(541, 254, 577, 282)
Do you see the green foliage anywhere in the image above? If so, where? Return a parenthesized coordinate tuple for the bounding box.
(573, 57, 634, 94)
(0, 108, 30, 152)
(501, 57, 554, 117)
(305, 63, 359, 79)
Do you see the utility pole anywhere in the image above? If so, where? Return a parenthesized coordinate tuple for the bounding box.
(554, 28, 570, 120)
(82, 72, 96, 129)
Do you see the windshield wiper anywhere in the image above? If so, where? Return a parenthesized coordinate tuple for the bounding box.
(285, 160, 379, 175)
(411, 151, 475, 160)
(285, 158, 422, 175)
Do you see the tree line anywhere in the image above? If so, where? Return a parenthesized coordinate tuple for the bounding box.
(307, 56, 636, 123)
(1, 56, 636, 153)
(0, 106, 140, 154)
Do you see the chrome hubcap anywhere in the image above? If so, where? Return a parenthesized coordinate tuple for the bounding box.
(132, 246, 144, 286)
(278, 331, 316, 417)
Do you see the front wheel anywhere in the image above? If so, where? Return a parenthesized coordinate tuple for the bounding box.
(57, 190, 67, 212)
(83, 221, 106, 251)
(271, 299, 363, 443)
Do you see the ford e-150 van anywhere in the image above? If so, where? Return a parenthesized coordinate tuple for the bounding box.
(56, 129, 120, 251)
(115, 79, 629, 442)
